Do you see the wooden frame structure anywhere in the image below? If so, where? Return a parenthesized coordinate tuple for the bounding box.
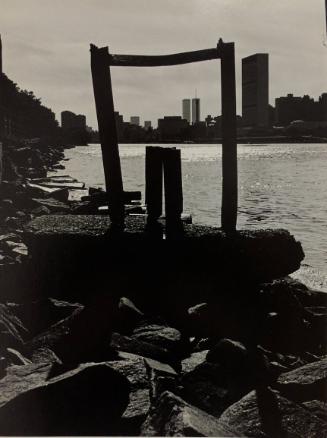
(90, 38, 237, 233)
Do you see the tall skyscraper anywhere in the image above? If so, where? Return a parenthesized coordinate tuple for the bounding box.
(242, 53, 269, 127)
(130, 116, 140, 126)
(192, 98, 200, 124)
(182, 99, 191, 123)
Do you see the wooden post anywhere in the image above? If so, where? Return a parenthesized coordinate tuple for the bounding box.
(219, 40, 238, 233)
(145, 146, 163, 224)
(90, 44, 125, 228)
(0, 142, 2, 185)
(163, 148, 183, 234)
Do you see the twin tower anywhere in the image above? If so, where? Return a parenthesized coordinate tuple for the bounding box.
(182, 98, 200, 125)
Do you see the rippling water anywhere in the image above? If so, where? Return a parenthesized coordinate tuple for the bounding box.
(53, 143, 327, 282)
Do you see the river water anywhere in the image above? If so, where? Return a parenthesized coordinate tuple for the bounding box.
(52, 143, 327, 288)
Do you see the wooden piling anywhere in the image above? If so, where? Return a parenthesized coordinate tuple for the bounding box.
(90, 44, 125, 228)
(0, 142, 2, 185)
(145, 146, 163, 224)
(219, 40, 238, 233)
(163, 148, 183, 233)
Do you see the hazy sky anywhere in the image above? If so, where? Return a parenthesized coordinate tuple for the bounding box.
(0, 0, 326, 128)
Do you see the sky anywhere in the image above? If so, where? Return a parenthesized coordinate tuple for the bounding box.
(0, 0, 326, 129)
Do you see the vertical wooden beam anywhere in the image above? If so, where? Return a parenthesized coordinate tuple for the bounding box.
(90, 44, 124, 228)
(163, 147, 183, 234)
(0, 142, 2, 185)
(219, 40, 238, 233)
(145, 146, 163, 224)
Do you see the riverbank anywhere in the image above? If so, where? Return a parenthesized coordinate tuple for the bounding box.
(89, 135, 327, 145)
(0, 140, 326, 436)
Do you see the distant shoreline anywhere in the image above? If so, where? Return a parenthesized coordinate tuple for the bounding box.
(88, 136, 327, 145)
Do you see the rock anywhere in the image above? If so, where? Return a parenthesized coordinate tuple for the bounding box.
(10, 243, 28, 257)
(276, 357, 327, 402)
(218, 388, 327, 438)
(108, 351, 177, 435)
(8, 297, 83, 338)
(30, 347, 62, 364)
(31, 197, 71, 213)
(31, 205, 51, 216)
(0, 362, 130, 435)
(5, 348, 32, 366)
(181, 350, 208, 374)
(302, 400, 327, 422)
(111, 332, 177, 367)
(132, 323, 189, 358)
(181, 360, 247, 417)
(181, 344, 271, 418)
(206, 338, 248, 367)
(141, 390, 239, 437)
(0, 303, 29, 349)
(27, 294, 118, 364)
(114, 296, 144, 335)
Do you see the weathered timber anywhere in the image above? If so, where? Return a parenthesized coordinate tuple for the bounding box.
(145, 146, 163, 224)
(0, 142, 2, 184)
(109, 48, 220, 67)
(163, 148, 183, 232)
(90, 44, 125, 227)
(219, 40, 238, 233)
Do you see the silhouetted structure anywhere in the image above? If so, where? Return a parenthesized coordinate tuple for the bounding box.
(192, 98, 201, 124)
(61, 110, 89, 145)
(158, 116, 188, 141)
(275, 93, 327, 125)
(144, 121, 152, 130)
(242, 54, 269, 128)
(182, 99, 191, 124)
(91, 39, 238, 232)
(130, 116, 140, 126)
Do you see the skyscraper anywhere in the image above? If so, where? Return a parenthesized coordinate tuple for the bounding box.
(192, 98, 200, 124)
(130, 116, 140, 126)
(182, 99, 191, 123)
(242, 53, 269, 127)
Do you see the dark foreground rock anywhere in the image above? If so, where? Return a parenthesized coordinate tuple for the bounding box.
(276, 356, 327, 403)
(218, 388, 327, 438)
(141, 390, 239, 437)
(0, 362, 130, 436)
(108, 351, 177, 435)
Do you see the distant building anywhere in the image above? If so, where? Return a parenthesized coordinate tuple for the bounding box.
(61, 111, 86, 130)
(144, 121, 152, 130)
(182, 99, 191, 124)
(275, 93, 327, 125)
(130, 116, 140, 126)
(158, 116, 188, 141)
(192, 98, 200, 124)
(242, 53, 269, 127)
(61, 111, 88, 144)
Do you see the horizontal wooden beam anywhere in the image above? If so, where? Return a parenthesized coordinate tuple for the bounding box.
(108, 48, 220, 67)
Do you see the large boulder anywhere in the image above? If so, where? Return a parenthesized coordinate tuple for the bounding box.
(26, 294, 118, 364)
(108, 351, 177, 435)
(276, 356, 327, 403)
(141, 390, 239, 437)
(218, 388, 327, 438)
(0, 362, 130, 435)
(132, 322, 189, 358)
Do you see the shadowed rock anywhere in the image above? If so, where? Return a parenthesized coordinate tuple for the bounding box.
(0, 363, 130, 436)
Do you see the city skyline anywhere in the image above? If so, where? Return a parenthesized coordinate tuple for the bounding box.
(0, 1, 326, 129)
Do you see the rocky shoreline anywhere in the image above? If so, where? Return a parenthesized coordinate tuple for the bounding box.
(0, 140, 326, 437)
